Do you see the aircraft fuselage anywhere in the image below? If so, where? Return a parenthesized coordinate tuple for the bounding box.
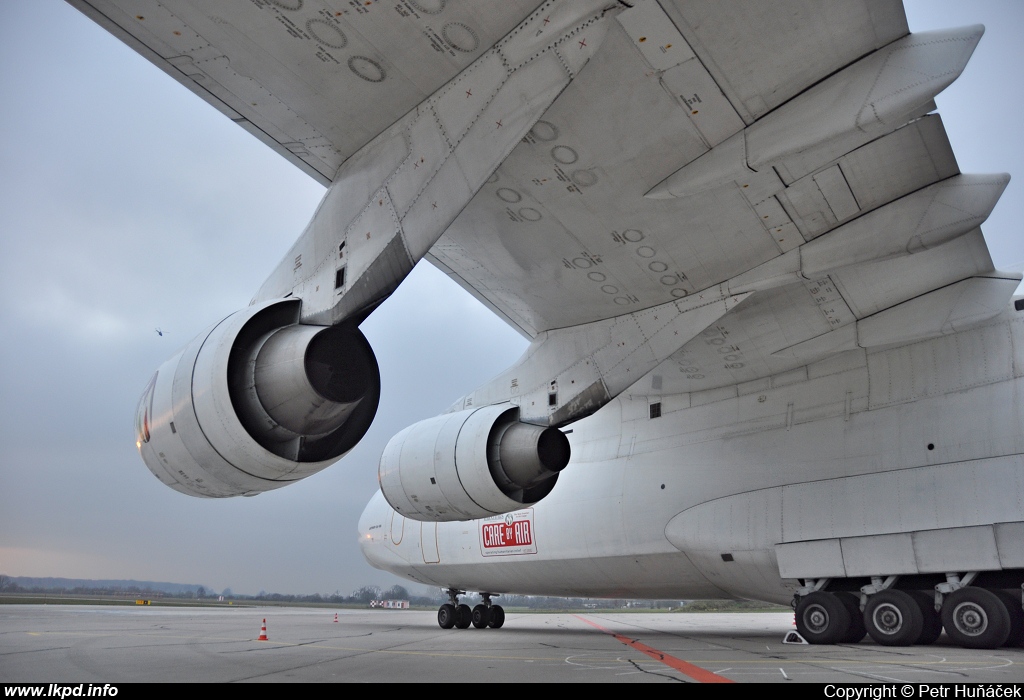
(360, 310, 1024, 605)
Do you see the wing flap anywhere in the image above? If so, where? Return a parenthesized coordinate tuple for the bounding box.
(663, 231, 1016, 387)
(858, 275, 1022, 347)
(659, 0, 908, 124)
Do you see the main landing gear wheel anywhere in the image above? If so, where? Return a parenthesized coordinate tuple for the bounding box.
(438, 603, 456, 629)
(488, 605, 505, 629)
(835, 592, 866, 643)
(471, 604, 490, 629)
(942, 587, 1011, 649)
(439, 590, 504, 630)
(796, 592, 851, 644)
(864, 589, 923, 646)
(454, 603, 472, 629)
(908, 591, 943, 645)
(993, 590, 1024, 647)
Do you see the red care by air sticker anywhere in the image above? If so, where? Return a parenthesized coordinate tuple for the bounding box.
(479, 509, 537, 556)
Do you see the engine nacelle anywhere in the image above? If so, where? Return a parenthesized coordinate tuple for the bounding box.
(379, 404, 570, 521)
(135, 298, 379, 497)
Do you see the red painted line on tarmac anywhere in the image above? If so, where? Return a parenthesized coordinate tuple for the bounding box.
(573, 615, 733, 683)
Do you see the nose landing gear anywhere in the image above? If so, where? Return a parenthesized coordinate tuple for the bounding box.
(438, 589, 505, 629)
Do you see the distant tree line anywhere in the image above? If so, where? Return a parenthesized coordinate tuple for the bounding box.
(0, 576, 423, 604)
(0, 575, 783, 611)
(0, 575, 187, 599)
(247, 584, 442, 606)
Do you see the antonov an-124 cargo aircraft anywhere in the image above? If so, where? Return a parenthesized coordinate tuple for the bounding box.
(78, 0, 1024, 647)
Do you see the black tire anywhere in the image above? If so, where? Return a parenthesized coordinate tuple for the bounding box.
(993, 590, 1024, 647)
(455, 603, 472, 629)
(908, 590, 943, 645)
(438, 603, 456, 629)
(488, 605, 505, 629)
(835, 592, 866, 643)
(471, 604, 490, 629)
(941, 587, 1011, 649)
(795, 592, 851, 644)
(864, 589, 923, 646)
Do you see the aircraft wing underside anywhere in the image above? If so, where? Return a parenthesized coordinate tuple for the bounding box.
(431, 0, 910, 336)
(69, 0, 545, 185)
(70, 0, 1019, 397)
(428, 0, 1019, 394)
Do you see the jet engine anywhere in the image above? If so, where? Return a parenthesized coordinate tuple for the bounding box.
(378, 404, 570, 521)
(135, 298, 379, 497)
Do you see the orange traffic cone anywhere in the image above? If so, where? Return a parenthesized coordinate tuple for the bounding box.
(258, 618, 269, 641)
(333, 613, 338, 623)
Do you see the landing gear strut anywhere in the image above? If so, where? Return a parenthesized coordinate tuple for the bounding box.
(437, 589, 504, 630)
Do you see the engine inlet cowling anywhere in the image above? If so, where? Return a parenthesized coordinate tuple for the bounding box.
(378, 404, 570, 522)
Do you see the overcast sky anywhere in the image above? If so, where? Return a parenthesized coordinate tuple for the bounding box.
(1, 1, 1021, 596)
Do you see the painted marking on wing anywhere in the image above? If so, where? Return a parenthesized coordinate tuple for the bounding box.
(572, 615, 734, 683)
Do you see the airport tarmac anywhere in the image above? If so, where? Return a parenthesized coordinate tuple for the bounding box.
(2, 605, 1023, 683)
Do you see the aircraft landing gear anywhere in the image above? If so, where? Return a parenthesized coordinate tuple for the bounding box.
(941, 587, 1010, 648)
(471, 604, 489, 628)
(438, 589, 468, 629)
(835, 591, 867, 643)
(908, 590, 943, 645)
(437, 590, 504, 629)
(489, 603, 506, 629)
(795, 591, 850, 644)
(793, 587, 866, 644)
(792, 571, 1024, 649)
(455, 603, 472, 629)
(993, 590, 1024, 646)
(864, 589, 923, 646)
(480, 593, 504, 628)
(438, 602, 457, 629)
